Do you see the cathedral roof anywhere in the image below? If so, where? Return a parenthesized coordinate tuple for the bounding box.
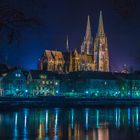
(44, 50, 54, 60)
(51, 51, 64, 59)
(85, 15, 92, 40)
(97, 11, 105, 36)
(79, 54, 94, 63)
(44, 50, 64, 61)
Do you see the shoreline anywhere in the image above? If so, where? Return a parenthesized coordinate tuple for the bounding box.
(0, 96, 140, 109)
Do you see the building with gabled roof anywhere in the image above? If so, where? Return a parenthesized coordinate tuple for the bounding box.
(27, 70, 60, 96)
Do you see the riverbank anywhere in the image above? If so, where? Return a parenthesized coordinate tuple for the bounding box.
(0, 96, 140, 109)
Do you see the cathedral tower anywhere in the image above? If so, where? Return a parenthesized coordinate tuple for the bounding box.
(81, 15, 93, 55)
(66, 36, 69, 53)
(94, 11, 109, 72)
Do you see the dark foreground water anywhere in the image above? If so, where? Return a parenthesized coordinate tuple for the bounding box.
(0, 107, 140, 140)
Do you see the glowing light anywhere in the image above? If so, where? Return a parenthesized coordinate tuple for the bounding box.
(85, 108, 89, 130)
(15, 113, 18, 126)
(85, 91, 89, 94)
(55, 82, 58, 85)
(15, 73, 21, 77)
(128, 108, 130, 125)
(24, 110, 28, 128)
(46, 110, 48, 133)
(54, 109, 59, 135)
(115, 108, 120, 128)
(136, 107, 139, 129)
(25, 90, 28, 93)
(96, 110, 99, 128)
(71, 109, 74, 129)
(115, 108, 118, 128)
(14, 113, 18, 138)
(16, 89, 19, 91)
(23, 110, 28, 140)
(40, 75, 47, 79)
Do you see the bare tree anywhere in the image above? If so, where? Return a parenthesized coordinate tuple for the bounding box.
(0, 4, 42, 45)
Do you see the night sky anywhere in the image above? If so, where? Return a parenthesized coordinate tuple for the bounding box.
(0, 0, 140, 71)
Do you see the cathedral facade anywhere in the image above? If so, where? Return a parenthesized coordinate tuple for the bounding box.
(39, 11, 109, 73)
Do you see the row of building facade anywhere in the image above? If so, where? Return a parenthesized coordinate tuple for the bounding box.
(0, 64, 140, 98)
(39, 11, 109, 73)
(0, 66, 59, 97)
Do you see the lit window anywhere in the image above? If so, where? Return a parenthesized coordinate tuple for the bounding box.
(15, 73, 21, 77)
(40, 75, 47, 79)
(55, 82, 58, 85)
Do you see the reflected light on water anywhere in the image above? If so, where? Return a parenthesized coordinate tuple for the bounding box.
(13, 113, 18, 140)
(39, 122, 45, 139)
(71, 109, 74, 129)
(115, 108, 120, 128)
(128, 108, 131, 125)
(85, 108, 89, 130)
(23, 109, 28, 140)
(15, 113, 18, 127)
(1, 107, 140, 140)
(136, 107, 139, 129)
(54, 108, 59, 139)
(24, 109, 28, 128)
(46, 110, 48, 133)
(96, 109, 99, 128)
(98, 126, 109, 140)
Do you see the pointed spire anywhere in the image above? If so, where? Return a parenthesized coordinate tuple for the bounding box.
(69, 51, 73, 72)
(66, 36, 69, 52)
(85, 15, 92, 40)
(98, 11, 105, 36)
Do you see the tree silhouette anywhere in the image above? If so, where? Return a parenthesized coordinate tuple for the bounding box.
(0, 4, 42, 45)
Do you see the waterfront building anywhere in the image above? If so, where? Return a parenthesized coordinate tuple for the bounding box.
(39, 11, 109, 73)
(2, 69, 27, 96)
(59, 71, 140, 98)
(0, 77, 3, 96)
(27, 70, 60, 96)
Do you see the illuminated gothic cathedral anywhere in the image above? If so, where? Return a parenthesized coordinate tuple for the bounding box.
(39, 11, 109, 73)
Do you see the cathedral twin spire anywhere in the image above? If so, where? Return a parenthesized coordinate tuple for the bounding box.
(94, 11, 109, 72)
(66, 11, 109, 72)
(81, 11, 109, 72)
(85, 15, 92, 41)
(81, 11, 105, 55)
(81, 15, 93, 55)
(97, 11, 105, 36)
(40, 11, 109, 73)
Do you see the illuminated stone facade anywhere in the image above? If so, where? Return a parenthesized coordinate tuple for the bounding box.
(39, 11, 109, 73)
(39, 50, 65, 73)
(94, 11, 109, 72)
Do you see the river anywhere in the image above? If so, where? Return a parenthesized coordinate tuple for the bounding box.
(0, 107, 140, 140)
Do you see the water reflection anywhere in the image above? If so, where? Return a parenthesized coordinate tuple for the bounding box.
(0, 107, 140, 139)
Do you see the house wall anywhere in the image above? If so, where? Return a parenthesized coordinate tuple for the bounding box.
(2, 70, 27, 96)
(60, 77, 140, 98)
